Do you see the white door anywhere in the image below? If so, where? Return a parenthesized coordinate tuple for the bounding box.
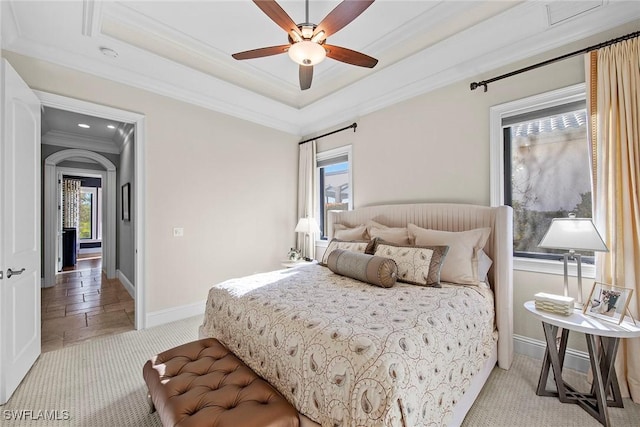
(0, 59, 41, 404)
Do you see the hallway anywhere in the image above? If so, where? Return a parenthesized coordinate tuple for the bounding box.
(41, 258, 135, 353)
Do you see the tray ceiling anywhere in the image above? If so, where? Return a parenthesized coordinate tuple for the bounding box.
(2, 1, 639, 136)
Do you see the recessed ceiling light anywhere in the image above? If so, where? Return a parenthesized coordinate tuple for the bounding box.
(99, 46, 119, 58)
(78, 123, 90, 129)
(107, 124, 116, 129)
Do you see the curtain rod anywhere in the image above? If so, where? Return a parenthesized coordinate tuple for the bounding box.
(470, 30, 640, 93)
(299, 122, 357, 145)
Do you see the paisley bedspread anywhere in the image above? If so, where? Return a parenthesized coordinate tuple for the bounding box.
(199, 264, 496, 427)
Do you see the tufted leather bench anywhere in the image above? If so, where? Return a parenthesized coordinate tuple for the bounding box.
(143, 338, 299, 427)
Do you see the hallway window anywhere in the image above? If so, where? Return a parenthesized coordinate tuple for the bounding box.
(79, 189, 93, 239)
(79, 187, 101, 241)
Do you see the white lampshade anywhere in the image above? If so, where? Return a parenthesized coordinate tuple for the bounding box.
(288, 41, 326, 66)
(538, 216, 608, 252)
(295, 217, 321, 234)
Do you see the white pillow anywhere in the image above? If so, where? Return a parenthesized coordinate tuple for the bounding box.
(407, 224, 491, 285)
(477, 249, 493, 283)
(366, 220, 411, 245)
(333, 224, 368, 241)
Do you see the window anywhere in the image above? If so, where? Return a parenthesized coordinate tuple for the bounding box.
(79, 189, 93, 239)
(316, 145, 352, 239)
(490, 84, 595, 272)
(78, 186, 102, 241)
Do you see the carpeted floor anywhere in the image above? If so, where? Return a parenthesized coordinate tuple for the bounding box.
(1, 315, 638, 426)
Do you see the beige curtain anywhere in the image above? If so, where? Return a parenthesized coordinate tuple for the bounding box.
(62, 178, 81, 229)
(297, 140, 317, 259)
(587, 36, 640, 402)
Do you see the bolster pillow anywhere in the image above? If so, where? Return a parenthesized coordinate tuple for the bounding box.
(326, 249, 398, 288)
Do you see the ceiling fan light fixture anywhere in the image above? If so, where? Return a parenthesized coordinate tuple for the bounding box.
(301, 25, 314, 39)
(290, 30, 302, 43)
(288, 40, 326, 66)
(311, 30, 326, 43)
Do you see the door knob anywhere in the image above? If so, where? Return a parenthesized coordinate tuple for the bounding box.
(7, 268, 26, 278)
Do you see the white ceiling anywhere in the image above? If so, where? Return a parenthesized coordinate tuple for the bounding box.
(41, 107, 130, 154)
(3, 1, 640, 136)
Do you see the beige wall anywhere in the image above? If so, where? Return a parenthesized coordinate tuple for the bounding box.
(312, 21, 640, 353)
(4, 19, 637, 339)
(2, 51, 299, 314)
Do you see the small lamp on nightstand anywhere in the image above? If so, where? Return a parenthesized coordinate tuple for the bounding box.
(538, 213, 609, 308)
(295, 216, 320, 261)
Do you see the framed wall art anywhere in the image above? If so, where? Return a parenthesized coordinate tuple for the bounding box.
(121, 183, 130, 222)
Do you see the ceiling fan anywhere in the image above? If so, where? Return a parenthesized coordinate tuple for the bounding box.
(232, 0, 378, 90)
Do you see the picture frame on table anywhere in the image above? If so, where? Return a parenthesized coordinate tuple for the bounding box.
(121, 183, 130, 221)
(583, 281, 634, 325)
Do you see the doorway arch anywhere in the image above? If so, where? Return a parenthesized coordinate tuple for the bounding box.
(44, 149, 117, 287)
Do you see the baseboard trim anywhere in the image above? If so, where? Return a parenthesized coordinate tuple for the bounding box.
(514, 334, 590, 373)
(146, 300, 207, 329)
(117, 270, 135, 300)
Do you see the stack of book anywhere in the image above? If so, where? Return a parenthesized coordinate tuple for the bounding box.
(534, 292, 575, 316)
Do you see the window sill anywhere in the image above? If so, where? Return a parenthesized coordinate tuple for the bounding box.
(514, 257, 595, 279)
(315, 240, 329, 248)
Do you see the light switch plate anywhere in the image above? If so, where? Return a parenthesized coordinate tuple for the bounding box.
(173, 227, 184, 237)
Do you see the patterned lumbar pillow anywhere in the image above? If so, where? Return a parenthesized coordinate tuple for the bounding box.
(320, 238, 374, 265)
(373, 240, 449, 287)
(326, 249, 398, 288)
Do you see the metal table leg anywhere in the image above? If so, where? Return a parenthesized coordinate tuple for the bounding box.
(536, 322, 624, 427)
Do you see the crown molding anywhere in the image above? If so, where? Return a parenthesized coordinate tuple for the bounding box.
(81, 0, 101, 37)
(42, 130, 120, 154)
(297, 1, 640, 136)
(4, 1, 639, 137)
(100, 2, 302, 106)
(6, 36, 303, 134)
(1, 0, 21, 46)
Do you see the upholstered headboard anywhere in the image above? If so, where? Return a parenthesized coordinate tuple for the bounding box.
(328, 203, 513, 370)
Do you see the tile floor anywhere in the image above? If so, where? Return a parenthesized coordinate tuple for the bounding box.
(41, 257, 135, 353)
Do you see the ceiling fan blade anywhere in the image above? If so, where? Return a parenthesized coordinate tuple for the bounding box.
(253, 0, 301, 36)
(299, 65, 313, 90)
(232, 44, 290, 60)
(314, 0, 375, 38)
(324, 45, 378, 68)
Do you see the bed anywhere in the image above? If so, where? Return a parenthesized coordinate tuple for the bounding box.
(199, 203, 513, 427)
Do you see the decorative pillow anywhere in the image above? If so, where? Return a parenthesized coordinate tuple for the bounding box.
(407, 224, 491, 285)
(333, 224, 368, 241)
(373, 240, 449, 287)
(320, 239, 373, 265)
(366, 220, 411, 245)
(477, 249, 493, 283)
(326, 249, 398, 288)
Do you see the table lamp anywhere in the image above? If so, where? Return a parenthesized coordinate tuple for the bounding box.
(538, 214, 608, 307)
(295, 216, 320, 261)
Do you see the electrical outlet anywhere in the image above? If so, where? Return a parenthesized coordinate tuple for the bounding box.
(173, 227, 184, 237)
